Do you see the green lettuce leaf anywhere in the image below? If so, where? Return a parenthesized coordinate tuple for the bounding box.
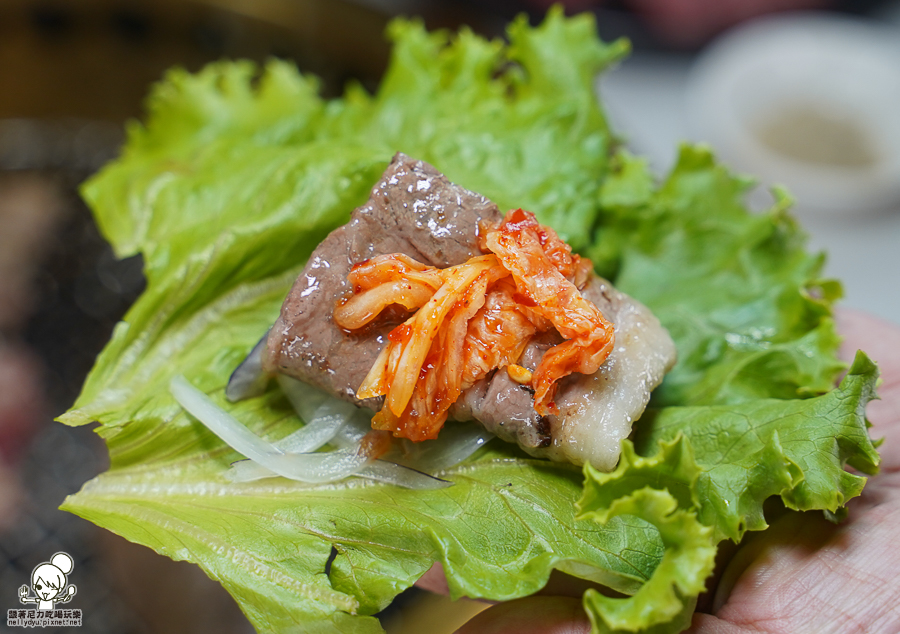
(577, 353, 878, 631)
(591, 148, 845, 407)
(633, 351, 880, 542)
(578, 437, 715, 633)
(59, 8, 878, 634)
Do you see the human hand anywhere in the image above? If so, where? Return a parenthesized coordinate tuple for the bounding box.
(417, 309, 900, 634)
(685, 309, 900, 634)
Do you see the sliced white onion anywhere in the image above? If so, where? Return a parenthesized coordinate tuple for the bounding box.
(181, 367, 493, 489)
(171, 375, 369, 483)
(395, 423, 494, 473)
(227, 400, 355, 482)
(277, 400, 356, 452)
(329, 410, 373, 449)
(227, 459, 279, 483)
(227, 414, 346, 483)
(222, 451, 366, 484)
(274, 378, 493, 475)
(274, 374, 492, 473)
(277, 374, 333, 422)
(271, 413, 343, 453)
(229, 458, 450, 489)
(275, 375, 376, 450)
(274, 377, 371, 452)
(226, 331, 272, 402)
(355, 461, 451, 489)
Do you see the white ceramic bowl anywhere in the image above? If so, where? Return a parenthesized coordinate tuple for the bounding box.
(685, 12, 900, 215)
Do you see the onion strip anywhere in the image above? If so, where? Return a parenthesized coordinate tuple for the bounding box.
(355, 461, 451, 489)
(276, 375, 333, 422)
(171, 375, 370, 484)
(395, 423, 493, 473)
(275, 375, 376, 449)
(178, 375, 455, 489)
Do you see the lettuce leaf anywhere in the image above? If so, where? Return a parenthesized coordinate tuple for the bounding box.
(59, 9, 878, 634)
(578, 352, 878, 632)
(591, 149, 845, 407)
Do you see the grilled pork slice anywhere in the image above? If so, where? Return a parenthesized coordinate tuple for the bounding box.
(263, 153, 676, 470)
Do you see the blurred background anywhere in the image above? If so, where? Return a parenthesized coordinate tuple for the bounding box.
(1, 0, 898, 632)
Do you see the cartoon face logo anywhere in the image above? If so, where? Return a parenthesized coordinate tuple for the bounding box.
(19, 552, 77, 610)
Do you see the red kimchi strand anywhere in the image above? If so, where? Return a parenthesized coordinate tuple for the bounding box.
(333, 254, 444, 330)
(484, 210, 615, 414)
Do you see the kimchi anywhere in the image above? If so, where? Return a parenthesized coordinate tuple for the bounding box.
(333, 209, 615, 442)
